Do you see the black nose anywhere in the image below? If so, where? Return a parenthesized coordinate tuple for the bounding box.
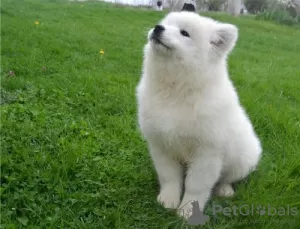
(153, 25, 164, 35)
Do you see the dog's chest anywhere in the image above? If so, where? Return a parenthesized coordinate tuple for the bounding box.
(141, 102, 202, 158)
(141, 101, 200, 140)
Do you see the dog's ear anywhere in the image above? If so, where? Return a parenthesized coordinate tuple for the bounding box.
(210, 23, 238, 55)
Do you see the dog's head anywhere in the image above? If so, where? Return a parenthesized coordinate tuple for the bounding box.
(146, 12, 238, 65)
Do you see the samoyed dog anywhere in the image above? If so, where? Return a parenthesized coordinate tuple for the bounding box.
(136, 11, 262, 219)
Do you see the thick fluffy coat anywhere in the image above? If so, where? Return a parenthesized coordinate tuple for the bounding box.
(136, 12, 262, 218)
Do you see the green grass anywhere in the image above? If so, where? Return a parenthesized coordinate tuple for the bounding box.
(1, 1, 300, 228)
(256, 9, 300, 26)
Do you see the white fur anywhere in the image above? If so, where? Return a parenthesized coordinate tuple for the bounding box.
(136, 12, 262, 219)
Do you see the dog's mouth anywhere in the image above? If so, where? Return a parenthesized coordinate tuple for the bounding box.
(151, 36, 171, 50)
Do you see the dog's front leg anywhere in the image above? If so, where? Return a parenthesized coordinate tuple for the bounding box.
(178, 148, 222, 219)
(149, 143, 183, 209)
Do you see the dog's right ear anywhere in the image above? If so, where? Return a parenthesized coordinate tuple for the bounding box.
(210, 23, 238, 56)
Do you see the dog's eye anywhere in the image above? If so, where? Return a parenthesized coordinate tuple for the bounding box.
(180, 30, 190, 37)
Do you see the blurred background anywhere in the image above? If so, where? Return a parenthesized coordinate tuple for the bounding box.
(99, 0, 300, 25)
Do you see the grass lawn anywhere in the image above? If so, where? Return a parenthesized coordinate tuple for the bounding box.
(1, 0, 300, 228)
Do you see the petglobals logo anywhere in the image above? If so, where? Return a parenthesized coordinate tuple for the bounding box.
(212, 204, 298, 217)
(185, 201, 298, 226)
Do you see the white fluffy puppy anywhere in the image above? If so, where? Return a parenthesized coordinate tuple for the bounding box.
(136, 11, 262, 219)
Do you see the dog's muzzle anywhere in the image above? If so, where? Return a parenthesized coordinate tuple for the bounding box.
(152, 25, 165, 38)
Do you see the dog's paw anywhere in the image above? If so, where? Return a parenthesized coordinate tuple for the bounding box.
(214, 183, 235, 197)
(177, 201, 193, 219)
(157, 188, 180, 209)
